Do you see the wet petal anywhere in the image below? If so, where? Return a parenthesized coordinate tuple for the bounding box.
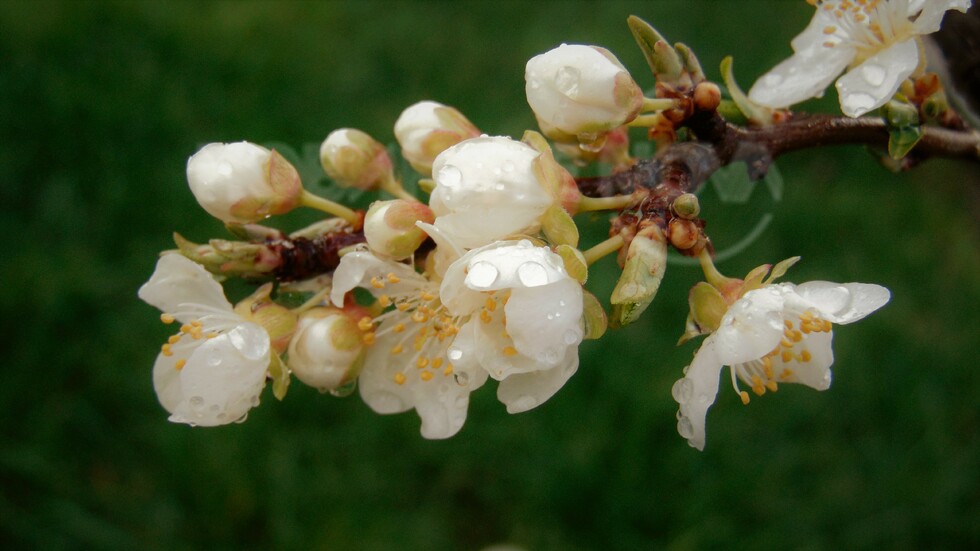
(673, 340, 724, 451)
(749, 44, 854, 109)
(496, 348, 579, 413)
(913, 0, 971, 35)
(711, 286, 786, 365)
(835, 39, 918, 117)
(329, 251, 426, 306)
(505, 279, 583, 366)
(771, 329, 835, 391)
(793, 281, 890, 324)
(139, 254, 233, 320)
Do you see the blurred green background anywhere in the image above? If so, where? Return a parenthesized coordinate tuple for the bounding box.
(1, 1, 977, 549)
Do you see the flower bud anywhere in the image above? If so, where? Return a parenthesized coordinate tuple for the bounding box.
(233, 284, 298, 355)
(610, 223, 668, 327)
(525, 44, 643, 142)
(319, 128, 392, 190)
(363, 199, 434, 259)
(394, 100, 481, 176)
(287, 307, 364, 391)
(186, 142, 303, 224)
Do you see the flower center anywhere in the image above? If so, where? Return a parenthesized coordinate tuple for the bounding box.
(359, 272, 511, 386)
(810, 0, 915, 59)
(730, 309, 833, 404)
(158, 313, 219, 371)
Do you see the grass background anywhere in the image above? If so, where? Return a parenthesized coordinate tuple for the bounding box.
(1, 1, 978, 549)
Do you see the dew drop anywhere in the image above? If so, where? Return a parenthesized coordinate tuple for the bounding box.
(454, 371, 470, 386)
(492, 167, 502, 176)
(448, 347, 463, 361)
(562, 329, 581, 345)
(841, 92, 876, 114)
(370, 391, 407, 413)
(517, 261, 548, 287)
(234, 412, 249, 424)
(494, 183, 505, 191)
(189, 396, 204, 408)
(207, 353, 222, 367)
(546, 313, 555, 320)
(209, 404, 220, 413)
(529, 79, 540, 90)
(329, 379, 357, 398)
(671, 378, 694, 404)
(437, 164, 462, 188)
(555, 65, 581, 97)
(860, 63, 886, 87)
(467, 261, 499, 289)
(503, 161, 515, 172)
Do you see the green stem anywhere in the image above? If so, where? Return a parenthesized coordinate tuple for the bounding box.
(380, 173, 419, 202)
(642, 97, 677, 112)
(578, 194, 635, 212)
(697, 248, 735, 289)
(293, 286, 333, 313)
(582, 234, 625, 265)
(627, 114, 665, 127)
(300, 190, 359, 224)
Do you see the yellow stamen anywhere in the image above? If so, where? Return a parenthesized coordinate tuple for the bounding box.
(485, 297, 497, 312)
(386, 272, 401, 284)
(167, 334, 181, 345)
(161, 344, 173, 357)
(378, 295, 392, 307)
(766, 380, 779, 392)
(397, 303, 411, 312)
(391, 344, 403, 355)
(394, 372, 406, 385)
(370, 277, 385, 289)
(443, 364, 454, 376)
(432, 357, 443, 369)
(781, 350, 793, 363)
(362, 332, 376, 345)
(420, 371, 433, 382)
(800, 349, 812, 362)
(174, 359, 187, 371)
(160, 313, 176, 324)
(393, 323, 406, 333)
(503, 346, 518, 356)
(480, 310, 493, 324)
(739, 391, 751, 405)
(417, 357, 429, 369)
(358, 316, 374, 331)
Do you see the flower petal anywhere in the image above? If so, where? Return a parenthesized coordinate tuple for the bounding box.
(166, 323, 270, 426)
(138, 254, 233, 320)
(432, 206, 544, 250)
(711, 286, 786, 365)
(504, 279, 583, 365)
(792, 281, 890, 324)
(496, 348, 578, 413)
(356, 329, 417, 415)
(672, 339, 724, 451)
(748, 44, 855, 109)
(329, 250, 427, 307)
(912, 0, 971, 35)
(772, 329, 835, 391)
(469, 316, 544, 380)
(835, 39, 919, 117)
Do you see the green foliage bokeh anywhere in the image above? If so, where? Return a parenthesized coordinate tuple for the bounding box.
(1, 1, 977, 549)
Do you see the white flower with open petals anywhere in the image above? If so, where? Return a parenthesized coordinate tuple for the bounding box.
(429, 136, 557, 250)
(138, 255, 271, 427)
(748, 0, 972, 117)
(672, 280, 890, 450)
(330, 235, 583, 438)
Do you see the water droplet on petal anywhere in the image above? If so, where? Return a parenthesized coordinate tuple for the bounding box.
(437, 164, 462, 188)
(562, 329, 581, 345)
(370, 391, 407, 412)
(517, 261, 548, 287)
(329, 379, 357, 398)
(860, 63, 886, 87)
(503, 161, 515, 172)
(842, 92, 876, 114)
(672, 378, 694, 404)
(189, 396, 204, 408)
(234, 412, 249, 424)
(454, 372, 470, 386)
(764, 73, 783, 87)
(217, 162, 233, 177)
(467, 261, 499, 289)
(555, 65, 581, 97)
(207, 353, 221, 366)
(448, 347, 464, 361)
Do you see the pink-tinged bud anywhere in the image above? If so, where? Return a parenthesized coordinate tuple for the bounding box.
(186, 142, 303, 224)
(394, 100, 481, 176)
(319, 128, 392, 190)
(525, 44, 643, 143)
(287, 307, 364, 391)
(363, 199, 434, 259)
(233, 283, 298, 355)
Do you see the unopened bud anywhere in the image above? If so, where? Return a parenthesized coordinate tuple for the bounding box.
(672, 193, 700, 219)
(525, 44, 643, 143)
(234, 284, 298, 354)
(319, 128, 392, 190)
(394, 101, 481, 176)
(287, 307, 364, 391)
(363, 199, 434, 259)
(667, 218, 700, 250)
(693, 82, 721, 112)
(524, 130, 582, 213)
(187, 142, 303, 224)
(610, 223, 668, 327)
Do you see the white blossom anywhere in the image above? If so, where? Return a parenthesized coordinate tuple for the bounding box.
(748, 0, 971, 117)
(672, 280, 890, 450)
(525, 43, 643, 141)
(138, 254, 270, 426)
(330, 234, 583, 438)
(429, 136, 555, 249)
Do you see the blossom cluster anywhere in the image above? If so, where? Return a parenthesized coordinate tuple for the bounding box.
(135, 3, 978, 447)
